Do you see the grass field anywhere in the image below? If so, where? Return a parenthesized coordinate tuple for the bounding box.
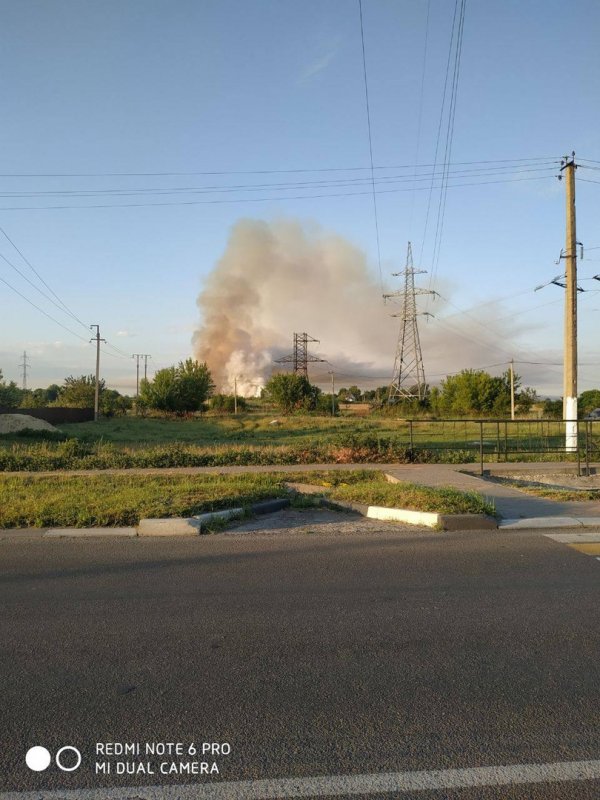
(0, 413, 593, 471)
(0, 469, 494, 528)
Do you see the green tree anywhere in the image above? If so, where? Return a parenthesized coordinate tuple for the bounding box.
(579, 389, 600, 416)
(543, 398, 563, 419)
(0, 370, 22, 408)
(516, 386, 539, 413)
(438, 369, 516, 416)
(140, 360, 214, 413)
(57, 375, 104, 408)
(264, 373, 315, 413)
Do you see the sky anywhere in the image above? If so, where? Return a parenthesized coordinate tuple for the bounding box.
(1, 0, 599, 396)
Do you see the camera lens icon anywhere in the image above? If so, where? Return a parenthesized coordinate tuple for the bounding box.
(26, 745, 82, 772)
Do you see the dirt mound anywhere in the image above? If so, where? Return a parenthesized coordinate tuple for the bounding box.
(0, 414, 60, 434)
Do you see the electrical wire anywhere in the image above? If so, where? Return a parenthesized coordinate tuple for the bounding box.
(358, 0, 383, 291)
(0, 274, 90, 343)
(0, 174, 555, 211)
(0, 156, 560, 178)
(0, 225, 89, 330)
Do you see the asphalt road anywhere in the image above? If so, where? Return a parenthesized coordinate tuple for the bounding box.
(1, 517, 599, 799)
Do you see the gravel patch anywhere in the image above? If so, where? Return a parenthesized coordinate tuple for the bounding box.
(224, 507, 429, 536)
(500, 472, 600, 491)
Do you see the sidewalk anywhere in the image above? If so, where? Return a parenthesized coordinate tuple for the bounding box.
(383, 463, 600, 526)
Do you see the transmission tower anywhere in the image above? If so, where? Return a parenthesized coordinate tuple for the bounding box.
(384, 242, 435, 403)
(19, 350, 30, 391)
(275, 333, 325, 377)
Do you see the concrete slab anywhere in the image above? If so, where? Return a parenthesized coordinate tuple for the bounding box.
(544, 532, 600, 542)
(44, 527, 137, 538)
(137, 518, 201, 536)
(573, 517, 600, 528)
(499, 517, 581, 529)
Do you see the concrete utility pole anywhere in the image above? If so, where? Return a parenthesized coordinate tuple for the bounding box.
(19, 351, 30, 391)
(233, 376, 238, 415)
(561, 153, 578, 451)
(90, 325, 105, 422)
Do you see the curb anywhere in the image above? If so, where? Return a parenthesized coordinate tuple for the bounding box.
(320, 497, 496, 530)
(44, 527, 137, 538)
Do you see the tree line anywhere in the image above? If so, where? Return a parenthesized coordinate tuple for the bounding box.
(2, 362, 599, 419)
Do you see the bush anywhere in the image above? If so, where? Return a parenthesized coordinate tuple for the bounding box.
(210, 394, 248, 414)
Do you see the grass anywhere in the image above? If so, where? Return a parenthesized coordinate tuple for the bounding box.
(327, 479, 496, 516)
(0, 414, 591, 472)
(0, 469, 494, 528)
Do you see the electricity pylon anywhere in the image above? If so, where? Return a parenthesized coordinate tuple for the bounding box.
(384, 242, 435, 403)
(275, 333, 325, 377)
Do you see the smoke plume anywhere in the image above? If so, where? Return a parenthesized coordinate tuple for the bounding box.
(192, 219, 533, 395)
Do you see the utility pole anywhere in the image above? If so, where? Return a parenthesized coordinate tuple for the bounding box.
(561, 153, 578, 451)
(234, 376, 238, 415)
(132, 354, 151, 396)
(90, 325, 105, 422)
(328, 370, 335, 416)
(384, 242, 435, 402)
(19, 350, 30, 391)
(132, 354, 141, 397)
(510, 359, 515, 421)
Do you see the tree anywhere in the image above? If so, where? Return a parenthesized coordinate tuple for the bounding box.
(437, 369, 515, 416)
(264, 373, 315, 414)
(140, 359, 214, 413)
(543, 398, 563, 419)
(516, 387, 538, 414)
(57, 375, 104, 408)
(0, 370, 21, 408)
(579, 389, 600, 416)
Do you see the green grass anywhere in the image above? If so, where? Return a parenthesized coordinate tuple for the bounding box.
(0, 473, 291, 528)
(328, 479, 496, 516)
(0, 413, 591, 471)
(0, 469, 493, 528)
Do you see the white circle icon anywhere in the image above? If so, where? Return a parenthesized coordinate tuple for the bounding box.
(55, 746, 82, 772)
(26, 746, 51, 772)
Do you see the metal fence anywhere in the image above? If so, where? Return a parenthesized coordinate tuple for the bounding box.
(401, 418, 599, 475)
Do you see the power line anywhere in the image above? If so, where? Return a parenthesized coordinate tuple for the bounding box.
(429, 0, 467, 301)
(0, 156, 560, 178)
(0, 174, 555, 212)
(0, 164, 559, 199)
(0, 224, 89, 330)
(358, 0, 383, 291)
(0, 274, 90, 343)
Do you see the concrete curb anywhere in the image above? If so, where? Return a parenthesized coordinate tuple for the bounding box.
(320, 497, 496, 530)
(137, 517, 202, 536)
(44, 527, 137, 538)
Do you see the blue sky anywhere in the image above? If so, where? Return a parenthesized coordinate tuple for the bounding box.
(1, 0, 599, 395)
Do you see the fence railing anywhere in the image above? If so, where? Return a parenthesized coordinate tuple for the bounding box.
(399, 418, 599, 475)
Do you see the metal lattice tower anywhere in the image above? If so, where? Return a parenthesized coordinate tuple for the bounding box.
(19, 350, 30, 391)
(384, 242, 435, 403)
(275, 333, 325, 377)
